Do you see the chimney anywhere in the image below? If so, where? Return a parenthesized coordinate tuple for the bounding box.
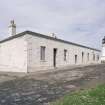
(49, 33, 57, 38)
(8, 20, 16, 36)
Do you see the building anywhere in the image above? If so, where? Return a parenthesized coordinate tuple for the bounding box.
(0, 21, 101, 72)
(101, 37, 105, 63)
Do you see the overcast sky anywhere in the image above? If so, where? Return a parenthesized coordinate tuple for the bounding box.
(0, 0, 105, 49)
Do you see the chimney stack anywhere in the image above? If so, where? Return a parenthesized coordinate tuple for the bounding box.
(8, 20, 16, 36)
(49, 33, 57, 38)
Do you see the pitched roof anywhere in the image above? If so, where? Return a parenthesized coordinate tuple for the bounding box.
(0, 30, 101, 52)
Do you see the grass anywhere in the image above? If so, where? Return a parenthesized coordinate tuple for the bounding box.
(52, 84, 105, 105)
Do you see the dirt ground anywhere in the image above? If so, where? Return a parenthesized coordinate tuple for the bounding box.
(0, 64, 104, 105)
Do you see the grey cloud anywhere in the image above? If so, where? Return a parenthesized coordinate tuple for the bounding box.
(0, 0, 105, 49)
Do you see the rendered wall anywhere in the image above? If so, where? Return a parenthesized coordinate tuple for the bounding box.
(0, 36, 27, 72)
(26, 34, 101, 72)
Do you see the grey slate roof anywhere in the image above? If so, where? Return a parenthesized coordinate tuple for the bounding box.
(0, 30, 101, 52)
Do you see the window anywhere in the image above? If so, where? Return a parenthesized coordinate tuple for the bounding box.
(40, 46, 45, 60)
(97, 55, 99, 61)
(87, 53, 89, 61)
(82, 52, 84, 63)
(64, 49, 67, 61)
(93, 54, 95, 61)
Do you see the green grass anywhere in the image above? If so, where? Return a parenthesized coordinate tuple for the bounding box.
(52, 84, 105, 105)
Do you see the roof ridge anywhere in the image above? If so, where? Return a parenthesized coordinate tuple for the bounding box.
(0, 30, 101, 52)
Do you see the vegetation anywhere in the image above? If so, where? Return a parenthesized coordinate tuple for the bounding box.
(52, 84, 105, 105)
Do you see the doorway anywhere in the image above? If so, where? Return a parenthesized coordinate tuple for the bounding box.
(53, 48, 57, 67)
(75, 55, 77, 64)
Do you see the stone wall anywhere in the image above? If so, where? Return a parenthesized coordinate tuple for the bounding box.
(0, 35, 27, 72)
(26, 34, 101, 72)
(0, 33, 101, 73)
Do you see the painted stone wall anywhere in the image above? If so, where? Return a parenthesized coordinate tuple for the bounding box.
(26, 34, 101, 72)
(0, 36, 27, 72)
(0, 33, 101, 73)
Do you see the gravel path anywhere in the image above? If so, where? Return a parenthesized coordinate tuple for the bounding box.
(0, 64, 104, 105)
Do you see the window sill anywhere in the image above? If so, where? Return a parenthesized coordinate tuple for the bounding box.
(40, 60, 46, 62)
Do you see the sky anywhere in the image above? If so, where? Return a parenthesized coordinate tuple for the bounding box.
(0, 0, 105, 49)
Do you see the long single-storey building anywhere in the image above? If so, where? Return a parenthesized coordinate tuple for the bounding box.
(0, 21, 101, 72)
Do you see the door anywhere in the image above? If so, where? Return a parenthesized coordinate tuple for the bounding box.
(75, 55, 77, 64)
(53, 48, 57, 67)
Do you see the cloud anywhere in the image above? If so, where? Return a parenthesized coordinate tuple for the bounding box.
(0, 0, 105, 49)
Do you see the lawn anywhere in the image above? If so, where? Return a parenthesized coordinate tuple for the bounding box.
(52, 84, 105, 105)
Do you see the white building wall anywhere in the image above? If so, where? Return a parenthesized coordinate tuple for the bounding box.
(101, 44, 105, 62)
(26, 34, 101, 72)
(0, 36, 27, 72)
(0, 33, 100, 73)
